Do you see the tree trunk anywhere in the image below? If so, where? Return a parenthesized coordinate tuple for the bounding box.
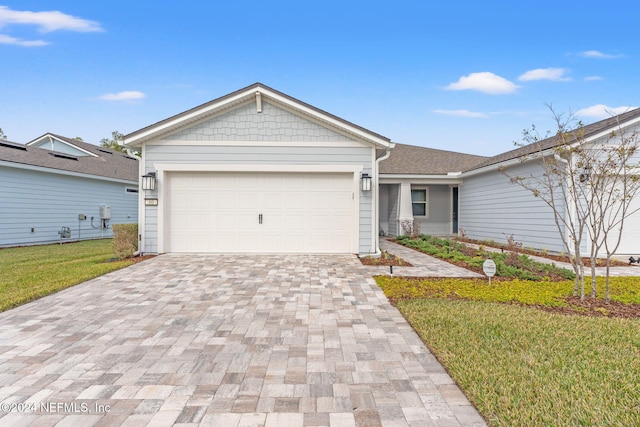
(605, 258, 611, 302)
(590, 254, 597, 298)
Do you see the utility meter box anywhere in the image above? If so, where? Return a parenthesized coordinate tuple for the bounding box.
(100, 205, 111, 220)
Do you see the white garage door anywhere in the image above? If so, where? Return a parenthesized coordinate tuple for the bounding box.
(165, 172, 354, 253)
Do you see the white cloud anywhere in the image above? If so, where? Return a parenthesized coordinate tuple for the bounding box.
(579, 50, 622, 59)
(432, 109, 489, 118)
(584, 76, 603, 81)
(445, 72, 520, 95)
(518, 68, 571, 82)
(0, 6, 102, 33)
(576, 104, 637, 119)
(0, 34, 48, 46)
(98, 91, 146, 101)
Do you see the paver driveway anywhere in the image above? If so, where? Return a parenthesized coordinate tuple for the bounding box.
(0, 254, 486, 426)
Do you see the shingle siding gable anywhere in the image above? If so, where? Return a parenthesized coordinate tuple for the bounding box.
(163, 100, 357, 142)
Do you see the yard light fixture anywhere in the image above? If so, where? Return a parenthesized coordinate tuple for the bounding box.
(361, 173, 372, 192)
(141, 172, 157, 191)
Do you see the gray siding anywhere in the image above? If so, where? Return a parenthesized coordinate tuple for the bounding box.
(166, 101, 355, 142)
(459, 161, 567, 253)
(1, 165, 138, 247)
(415, 186, 450, 236)
(143, 145, 374, 254)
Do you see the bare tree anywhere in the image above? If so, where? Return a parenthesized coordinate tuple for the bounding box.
(502, 106, 640, 300)
(502, 110, 588, 298)
(582, 123, 640, 300)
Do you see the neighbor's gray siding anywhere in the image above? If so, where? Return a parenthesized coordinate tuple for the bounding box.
(415, 186, 450, 235)
(30, 140, 89, 157)
(459, 161, 567, 253)
(0, 165, 138, 247)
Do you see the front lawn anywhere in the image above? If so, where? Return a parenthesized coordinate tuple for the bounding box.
(398, 299, 640, 426)
(376, 275, 640, 426)
(0, 239, 137, 312)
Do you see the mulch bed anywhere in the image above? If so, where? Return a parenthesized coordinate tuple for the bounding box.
(359, 251, 412, 266)
(456, 237, 629, 267)
(532, 296, 640, 319)
(108, 254, 156, 264)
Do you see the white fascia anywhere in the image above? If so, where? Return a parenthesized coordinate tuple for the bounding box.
(124, 91, 254, 147)
(379, 174, 464, 185)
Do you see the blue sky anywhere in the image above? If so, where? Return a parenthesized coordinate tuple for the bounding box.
(0, 1, 637, 156)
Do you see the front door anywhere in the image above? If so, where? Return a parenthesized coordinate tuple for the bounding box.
(452, 187, 459, 234)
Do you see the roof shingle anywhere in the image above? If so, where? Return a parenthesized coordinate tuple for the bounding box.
(380, 143, 488, 175)
(0, 134, 138, 182)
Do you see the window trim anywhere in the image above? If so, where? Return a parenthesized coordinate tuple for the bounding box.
(411, 186, 429, 218)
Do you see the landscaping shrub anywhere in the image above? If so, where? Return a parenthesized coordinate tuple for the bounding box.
(396, 234, 574, 281)
(112, 223, 138, 259)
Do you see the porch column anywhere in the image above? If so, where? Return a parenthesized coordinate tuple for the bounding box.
(397, 182, 414, 234)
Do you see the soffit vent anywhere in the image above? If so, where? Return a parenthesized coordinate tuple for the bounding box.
(0, 141, 27, 151)
(49, 152, 78, 161)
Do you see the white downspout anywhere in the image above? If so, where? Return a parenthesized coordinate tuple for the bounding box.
(374, 146, 394, 255)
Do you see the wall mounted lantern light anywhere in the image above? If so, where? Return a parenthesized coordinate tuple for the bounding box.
(141, 172, 157, 191)
(360, 173, 372, 192)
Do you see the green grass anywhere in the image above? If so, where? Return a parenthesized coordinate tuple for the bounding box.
(397, 299, 640, 426)
(0, 239, 136, 312)
(377, 276, 640, 306)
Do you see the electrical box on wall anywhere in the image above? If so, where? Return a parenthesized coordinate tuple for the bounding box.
(100, 205, 111, 220)
(78, 214, 86, 220)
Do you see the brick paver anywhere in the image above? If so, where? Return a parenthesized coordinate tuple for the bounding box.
(0, 254, 486, 426)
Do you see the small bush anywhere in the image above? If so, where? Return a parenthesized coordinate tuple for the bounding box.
(112, 223, 138, 259)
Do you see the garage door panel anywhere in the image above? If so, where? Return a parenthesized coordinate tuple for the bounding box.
(166, 171, 354, 253)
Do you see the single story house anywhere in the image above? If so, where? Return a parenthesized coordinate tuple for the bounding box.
(125, 82, 640, 257)
(0, 133, 139, 247)
(125, 83, 393, 255)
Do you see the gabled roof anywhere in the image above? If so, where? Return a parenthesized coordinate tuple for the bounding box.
(27, 133, 98, 157)
(0, 134, 138, 183)
(380, 143, 488, 175)
(466, 107, 640, 172)
(124, 82, 393, 148)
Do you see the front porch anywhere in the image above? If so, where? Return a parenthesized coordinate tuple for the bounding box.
(378, 182, 459, 237)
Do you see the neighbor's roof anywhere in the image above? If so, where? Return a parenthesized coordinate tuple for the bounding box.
(380, 143, 488, 175)
(466, 108, 640, 172)
(0, 134, 138, 182)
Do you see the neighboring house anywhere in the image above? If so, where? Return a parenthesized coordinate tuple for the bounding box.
(124, 82, 394, 255)
(124, 82, 640, 257)
(0, 133, 139, 247)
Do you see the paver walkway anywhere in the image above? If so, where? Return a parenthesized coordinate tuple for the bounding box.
(0, 254, 486, 426)
(364, 240, 483, 278)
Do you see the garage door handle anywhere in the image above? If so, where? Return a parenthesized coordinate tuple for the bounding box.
(259, 214, 263, 224)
